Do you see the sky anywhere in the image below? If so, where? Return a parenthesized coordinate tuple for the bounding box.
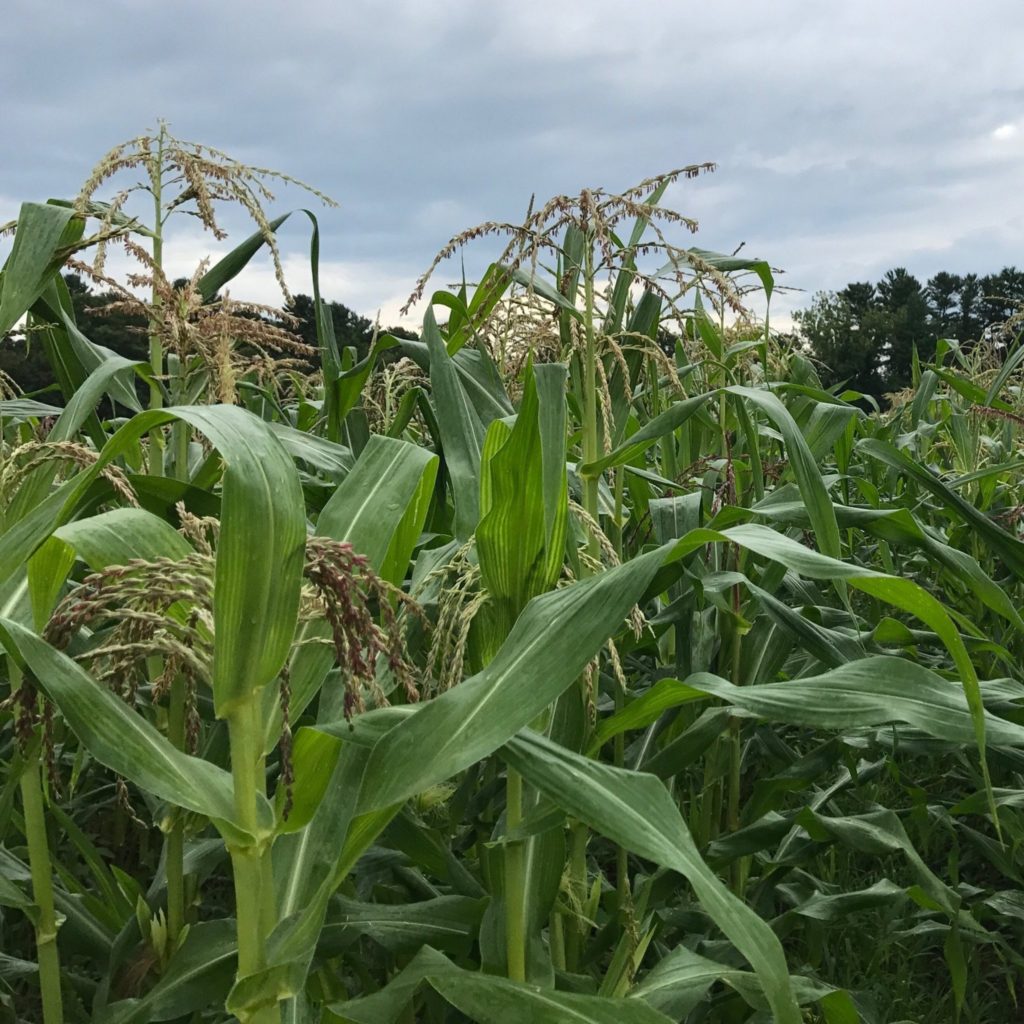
(4, 0, 1024, 329)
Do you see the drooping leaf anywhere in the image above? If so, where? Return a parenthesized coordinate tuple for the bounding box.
(503, 731, 802, 1024)
(684, 656, 1024, 747)
(0, 619, 269, 845)
(0, 202, 83, 336)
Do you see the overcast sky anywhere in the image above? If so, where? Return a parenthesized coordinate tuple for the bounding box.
(4, 0, 1024, 327)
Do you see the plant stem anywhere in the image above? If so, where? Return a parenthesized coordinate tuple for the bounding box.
(581, 241, 600, 548)
(504, 768, 527, 983)
(227, 698, 277, 1024)
(10, 663, 63, 1024)
(165, 675, 186, 944)
(612, 466, 624, 559)
(550, 911, 566, 971)
(173, 417, 190, 481)
(565, 238, 602, 973)
(148, 125, 165, 473)
(565, 823, 589, 971)
(613, 688, 631, 915)
(727, 577, 748, 896)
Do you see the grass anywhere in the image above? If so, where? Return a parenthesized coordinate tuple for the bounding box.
(2, 127, 1024, 1023)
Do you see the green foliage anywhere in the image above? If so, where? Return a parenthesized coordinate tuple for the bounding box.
(795, 264, 1024, 399)
(4, 132, 1024, 1024)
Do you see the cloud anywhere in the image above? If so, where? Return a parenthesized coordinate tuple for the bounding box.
(3, 0, 1024, 327)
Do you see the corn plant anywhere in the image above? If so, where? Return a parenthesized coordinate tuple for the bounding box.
(3, 134, 1024, 1024)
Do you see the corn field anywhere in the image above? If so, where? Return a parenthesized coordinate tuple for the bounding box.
(3, 127, 1024, 1023)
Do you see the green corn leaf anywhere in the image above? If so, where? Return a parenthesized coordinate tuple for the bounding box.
(267, 423, 354, 481)
(26, 537, 76, 629)
(3, 355, 143, 528)
(445, 263, 513, 355)
(579, 393, 710, 476)
(3, 405, 305, 714)
(318, 895, 485, 956)
(587, 677, 708, 755)
(0, 619, 269, 845)
(97, 920, 237, 1024)
(794, 808, 964, 921)
(654, 247, 774, 301)
(263, 434, 437, 751)
(631, 945, 836, 1019)
(0, 202, 83, 336)
(753, 499, 1024, 634)
(477, 364, 568, 625)
(169, 406, 306, 715)
(197, 213, 290, 303)
(0, 398, 64, 421)
(316, 433, 438, 581)
(428, 968, 675, 1024)
(401, 339, 513, 425)
(726, 385, 840, 559)
(329, 946, 675, 1024)
(349, 546, 666, 813)
(684, 655, 1024, 746)
(53, 507, 192, 566)
(859, 437, 1024, 579)
(784, 879, 908, 922)
(325, 945, 451, 1023)
(503, 730, 802, 1024)
(423, 307, 486, 539)
(661, 524, 991, 816)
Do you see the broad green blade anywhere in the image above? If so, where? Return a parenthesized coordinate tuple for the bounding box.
(3, 355, 142, 526)
(329, 946, 674, 1024)
(503, 730, 802, 1024)
(263, 434, 437, 750)
(25, 537, 76, 629)
(684, 656, 1024, 746)
(164, 406, 306, 715)
(316, 433, 438, 580)
(428, 968, 675, 1024)
(97, 920, 236, 1024)
(319, 895, 484, 955)
(632, 945, 834, 1019)
(654, 247, 774, 301)
(268, 423, 354, 481)
(477, 365, 567, 626)
(444, 263, 513, 355)
(54, 508, 192, 566)
(726, 385, 841, 559)
(0, 619, 269, 845)
(587, 677, 708, 755)
(25, 507, 193, 628)
(753, 498, 1024, 633)
(198, 213, 291, 302)
(352, 547, 665, 813)
(860, 437, 1024, 578)
(0, 202, 82, 336)
(795, 808, 964, 920)
(3, 404, 305, 718)
(580, 393, 710, 476)
(423, 307, 486, 539)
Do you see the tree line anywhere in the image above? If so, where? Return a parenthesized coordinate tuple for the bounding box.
(792, 267, 1024, 400)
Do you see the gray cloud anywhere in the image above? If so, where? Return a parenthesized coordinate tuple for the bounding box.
(4, 0, 1024, 325)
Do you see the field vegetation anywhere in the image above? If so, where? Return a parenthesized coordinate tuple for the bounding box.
(3, 127, 1024, 1023)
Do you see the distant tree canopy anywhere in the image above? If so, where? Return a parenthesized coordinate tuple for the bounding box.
(794, 266, 1024, 399)
(0, 275, 414, 396)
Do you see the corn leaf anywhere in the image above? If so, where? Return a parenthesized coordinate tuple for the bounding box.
(502, 730, 802, 1024)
